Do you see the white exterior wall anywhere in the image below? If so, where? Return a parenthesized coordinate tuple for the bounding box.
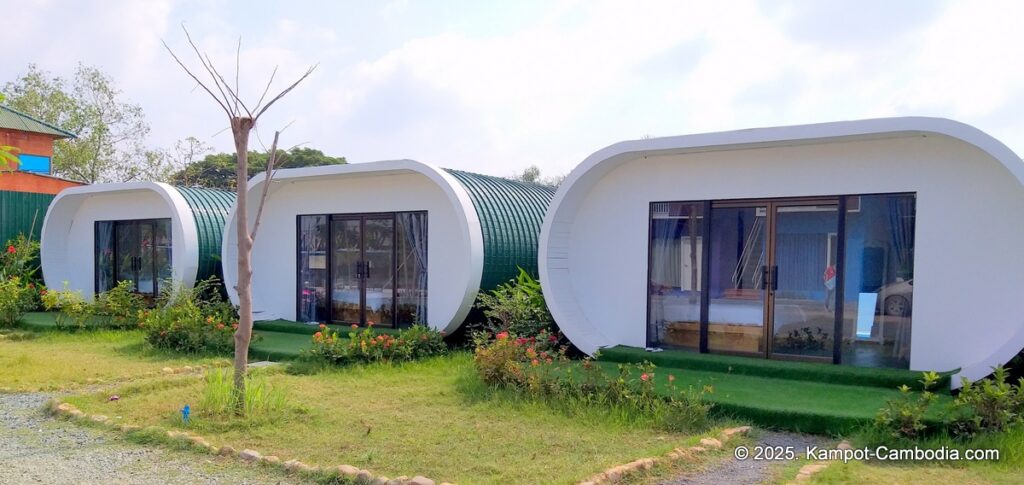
(41, 182, 200, 298)
(541, 117, 1024, 386)
(222, 160, 483, 334)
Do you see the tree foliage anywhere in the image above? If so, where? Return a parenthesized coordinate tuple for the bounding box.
(509, 164, 565, 188)
(3, 64, 168, 183)
(170, 147, 346, 189)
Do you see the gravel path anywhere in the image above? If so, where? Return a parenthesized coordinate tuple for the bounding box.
(0, 392, 301, 484)
(661, 430, 830, 485)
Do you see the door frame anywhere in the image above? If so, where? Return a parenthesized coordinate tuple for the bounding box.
(94, 218, 171, 298)
(761, 198, 840, 363)
(647, 196, 844, 363)
(298, 211, 427, 328)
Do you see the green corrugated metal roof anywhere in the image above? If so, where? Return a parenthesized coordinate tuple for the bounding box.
(0, 190, 52, 244)
(173, 186, 236, 283)
(0, 105, 76, 138)
(443, 169, 555, 291)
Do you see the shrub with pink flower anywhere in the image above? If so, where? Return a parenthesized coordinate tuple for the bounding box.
(306, 323, 446, 365)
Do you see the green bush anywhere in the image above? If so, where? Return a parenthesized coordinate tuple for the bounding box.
(0, 276, 37, 327)
(473, 332, 713, 433)
(873, 371, 941, 440)
(475, 267, 556, 338)
(92, 280, 146, 328)
(41, 280, 146, 330)
(949, 366, 1024, 438)
(306, 323, 447, 365)
(40, 282, 94, 329)
(141, 279, 240, 354)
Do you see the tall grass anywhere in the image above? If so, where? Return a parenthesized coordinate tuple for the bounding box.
(201, 369, 289, 418)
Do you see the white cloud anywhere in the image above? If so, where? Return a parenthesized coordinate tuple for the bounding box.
(3, 0, 1023, 179)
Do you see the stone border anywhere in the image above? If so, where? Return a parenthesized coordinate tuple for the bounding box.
(48, 400, 450, 485)
(578, 426, 752, 485)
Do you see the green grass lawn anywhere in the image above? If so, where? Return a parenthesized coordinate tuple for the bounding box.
(0, 329, 228, 392)
(798, 426, 1024, 484)
(591, 361, 951, 435)
(64, 353, 714, 484)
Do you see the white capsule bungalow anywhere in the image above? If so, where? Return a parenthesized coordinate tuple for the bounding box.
(41, 182, 235, 298)
(221, 160, 553, 334)
(539, 117, 1024, 385)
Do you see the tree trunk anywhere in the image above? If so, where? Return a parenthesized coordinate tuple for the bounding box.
(231, 117, 255, 413)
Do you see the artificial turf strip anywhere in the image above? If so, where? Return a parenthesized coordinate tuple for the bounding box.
(592, 361, 951, 435)
(253, 319, 402, 336)
(599, 345, 955, 392)
(249, 330, 311, 361)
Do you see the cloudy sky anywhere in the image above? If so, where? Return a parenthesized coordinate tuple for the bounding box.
(4, 0, 1023, 176)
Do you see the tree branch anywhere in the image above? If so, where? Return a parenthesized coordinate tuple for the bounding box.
(254, 64, 318, 121)
(180, 24, 237, 116)
(161, 39, 231, 117)
(249, 130, 281, 241)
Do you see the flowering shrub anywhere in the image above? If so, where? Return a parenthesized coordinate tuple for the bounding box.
(0, 276, 37, 326)
(306, 323, 447, 365)
(473, 331, 713, 432)
(141, 279, 240, 354)
(0, 234, 41, 282)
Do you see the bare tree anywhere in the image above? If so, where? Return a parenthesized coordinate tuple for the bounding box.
(163, 26, 316, 411)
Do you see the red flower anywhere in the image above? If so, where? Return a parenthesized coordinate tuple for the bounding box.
(27, 283, 34, 289)
(496, 331, 509, 340)
(40, 289, 47, 296)
(530, 359, 540, 367)
(319, 324, 327, 330)
(6, 245, 15, 254)
(515, 338, 527, 346)
(216, 323, 225, 330)
(314, 331, 323, 340)
(231, 323, 239, 330)
(351, 324, 359, 330)
(641, 373, 650, 382)
(549, 334, 558, 342)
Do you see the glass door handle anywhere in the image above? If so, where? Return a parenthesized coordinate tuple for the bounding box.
(770, 265, 779, 291)
(760, 265, 769, 290)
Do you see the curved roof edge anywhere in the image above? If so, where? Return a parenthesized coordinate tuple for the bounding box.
(540, 117, 1024, 379)
(223, 160, 484, 333)
(444, 169, 555, 292)
(173, 186, 236, 284)
(41, 181, 201, 292)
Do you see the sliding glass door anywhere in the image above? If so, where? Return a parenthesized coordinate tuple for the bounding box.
(298, 211, 427, 328)
(769, 203, 839, 360)
(648, 193, 915, 368)
(707, 205, 767, 355)
(95, 219, 172, 297)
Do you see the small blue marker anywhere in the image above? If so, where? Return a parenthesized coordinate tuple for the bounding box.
(182, 404, 191, 424)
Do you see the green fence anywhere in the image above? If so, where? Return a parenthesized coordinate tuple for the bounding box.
(0, 190, 53, 244)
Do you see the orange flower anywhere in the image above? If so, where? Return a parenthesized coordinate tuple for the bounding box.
(668, 374, 676, 383)
(530, 359, 540, 367)
(640, 373, 650, 382)
(351, 324, 359, 330)
(206, 316, 214, 324)
(319, 323, 327, 330)
(216, 323, 225, 330)
(496, 331, 509, 340)
(314, 331, 323, 340)
(231, 323, 239, 330)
